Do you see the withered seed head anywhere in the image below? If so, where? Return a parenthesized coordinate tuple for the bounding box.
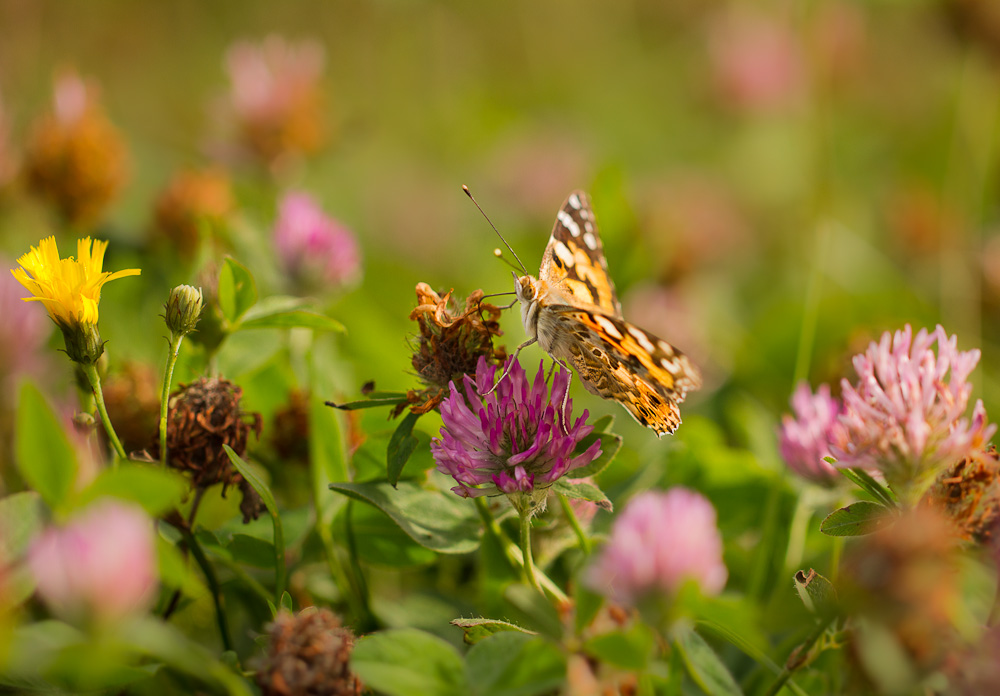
(154, 377, 263, 519)
(840, 507, 962, 676)
(270, 389, 310, 464)
(401, 282, 506, 416)
(256, 608, 362, 696)
(920, 446, 1000, 546)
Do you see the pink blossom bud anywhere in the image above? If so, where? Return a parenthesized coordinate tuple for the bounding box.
(586, 489, 727, 607)
(27, 500, 157, 624)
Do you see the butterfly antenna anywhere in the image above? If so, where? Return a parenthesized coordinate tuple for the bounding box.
(463, 185, 527, 275)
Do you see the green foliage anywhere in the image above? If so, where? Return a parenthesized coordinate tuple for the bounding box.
(820, 501, 894, 537)
(14, 381, 78, 512)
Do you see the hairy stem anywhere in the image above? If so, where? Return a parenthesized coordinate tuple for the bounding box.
(159, 333, 184, 467)
(81, 362, 125, 464)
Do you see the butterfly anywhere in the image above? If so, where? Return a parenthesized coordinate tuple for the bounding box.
(504, 190, 702, 437)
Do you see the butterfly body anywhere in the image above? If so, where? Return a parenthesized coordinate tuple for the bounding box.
(512, 191, 701, 437)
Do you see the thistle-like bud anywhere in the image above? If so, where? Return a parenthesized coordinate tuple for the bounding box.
(165, 285, 203, 337)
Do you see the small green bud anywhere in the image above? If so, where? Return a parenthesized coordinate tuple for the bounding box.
(166, 285, 204, 337)
(60, 321, 105, 365)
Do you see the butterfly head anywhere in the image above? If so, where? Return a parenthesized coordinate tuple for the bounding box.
(514, 272, 543, 340)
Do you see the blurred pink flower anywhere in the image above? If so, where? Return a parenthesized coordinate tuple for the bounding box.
(274, 191, 361, 291)
(586, 489, 727, 607)
(778, 382, 844, 486)
(0, 255, 51, 390)
(834, 325, 996, 502)
(708, 10, 805, 113)
(224, 35, 326, 165)
(27, 500, 157, 624)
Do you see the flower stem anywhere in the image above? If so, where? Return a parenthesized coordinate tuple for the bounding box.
(81, 362, 126, 464)
(159, 333, 184, 467)
(557, 493, 591, 555)
(761, 615, 834, 696)
(519, 511, 542, 593)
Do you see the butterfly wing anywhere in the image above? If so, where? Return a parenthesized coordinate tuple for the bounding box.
(539, 305, 702, 436)
(538, 190, 623, 318)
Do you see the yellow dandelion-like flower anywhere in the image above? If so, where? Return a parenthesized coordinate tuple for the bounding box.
(11, 236, 140, 328)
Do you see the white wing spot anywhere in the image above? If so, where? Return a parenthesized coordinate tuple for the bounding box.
(657, 340, 676, 356)
(629, 327, 655, 353)
(582, 231, 598, 250)
(584, 220, 594, 233)
(557, 210, 581, 237)
(568, 194, 582, 210)
(579, 209, 590, 220)
(660, 357, 679, 374)
(554, 242, 575, 268)
(594, 315, 623, 339)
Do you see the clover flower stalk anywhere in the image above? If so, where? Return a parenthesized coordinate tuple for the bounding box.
(159, 285, 203, 468)
(11, 237, 140, 462)
(833, 325, 996, 506)
(432, 357, 602, 590)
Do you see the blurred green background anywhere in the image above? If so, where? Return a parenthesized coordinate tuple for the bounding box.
(2, 0, 1000, 683)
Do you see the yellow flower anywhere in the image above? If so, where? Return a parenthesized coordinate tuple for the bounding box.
(11, 236, 140, 327)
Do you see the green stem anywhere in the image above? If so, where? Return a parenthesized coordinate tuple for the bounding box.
(81, 362, 126, 464)
(159, 333, 184, 468)
(761, 615, 835, 696)
(474, 498, 567, 602)
(519, 511, 542, 593)
(558, 493, 592, 555)
(184, 526, 233, 652)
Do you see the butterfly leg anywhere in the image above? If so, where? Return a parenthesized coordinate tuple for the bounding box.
(482, 337, 537, 395)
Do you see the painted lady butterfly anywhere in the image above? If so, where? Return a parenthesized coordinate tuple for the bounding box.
(507, 191, 702, 436)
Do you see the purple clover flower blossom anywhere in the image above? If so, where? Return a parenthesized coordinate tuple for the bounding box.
(274, 191, 361, 291)
(586, 488, 728, 607)
(431, 357, 602, 514)
(778, 382, 844, 486)
(833, 325, 996, 502)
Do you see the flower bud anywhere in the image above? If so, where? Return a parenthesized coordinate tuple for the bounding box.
(59, 321, 104, 365)
(165, 284, 203, 337)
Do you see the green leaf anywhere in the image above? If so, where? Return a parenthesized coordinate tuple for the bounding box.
(464, 631, 565, 696)
(793, 569, 838, 617)
(571, 430, 623, 479)
(342, 501, 437, 568)
(156, 534, 205, 598)
(590, 414, 615, 433)
(387, 411, 421, 487)
(696, 620, 809, 696)
(450, 618, 535, 645)
(218, 257, 257, 324)
(674, 628, 744, 696)
(0, 492, 45, 564)
(584, 623, 656, 671)
(351, 628, 468, 696)
(224, 446, 286, 597)
(331, 395, 409, 410)
(839, 467, 897, 508)
(820, 501, 894, 537)
(238, 297, 345, 332)
(228, 533, 275, 568)
(550, 479, 612, 511)
(329, 480, 481, 554)
(279, 591, 293, 613)
(15, 380, 78, 511)
(76, 464, 187, 516)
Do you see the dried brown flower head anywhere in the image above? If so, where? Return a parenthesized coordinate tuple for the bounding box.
(921, 447, 1000, 546)
(153, 168, 233, 262)
(101, 362, 160, 454)
(401, 282, 506, 415)
(271, 389, 310, 464)
(256, 608, 362, 696)
(841, 507, 962, 681)
(154, 377, 264, 520)
(23, 72, 127, 228)
(944, 0, 1000, 64)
